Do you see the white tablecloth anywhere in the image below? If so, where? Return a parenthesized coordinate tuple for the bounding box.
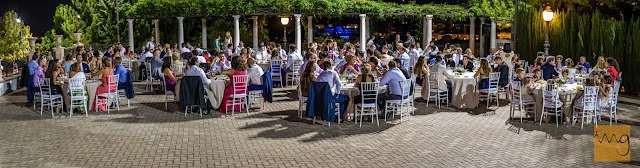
(340, 83, 386, 120)
(206, 79, 228, 109)
(85, 81, 102, 111)
(448, 71, 479, 109)
(532, 83, 583, 122)
(258, 62, 271, 71)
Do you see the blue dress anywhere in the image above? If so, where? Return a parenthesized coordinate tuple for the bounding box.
(478, 78, 489, 89)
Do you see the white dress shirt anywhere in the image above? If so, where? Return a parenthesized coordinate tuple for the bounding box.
(379, 68, 406, 95)
(452, 53, 462, 66)
(196, 56, 207, 64)
(255, 50, 268, 60)
(145, 41, 155, 50)
(234, 46, 244, 54)
(180, 47, 191, 54)
(286, 50, 302, 70)
(211, 60, 231, 72)
(246, 64, 264, 85)
(140, 52, 153, 62)
(185, 66, 211, 85)
(316, 70, 342, 95)
(429, 64, 454, 91)
(407, 49, 419, 67)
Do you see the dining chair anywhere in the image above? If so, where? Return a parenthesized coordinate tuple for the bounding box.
(68, 78, 88, 117)
(38, 78, 63, 117)
(355, 82, 380, 127)
(162, 74, 176, 111)
(480, 72, 500, 108)
(270, 60, 283, 87)
(540, 83, 563, 127)
(572, 86, 599, 129)
(410, 74, 417, 115)
(96, 74, 120, 113)
(509, 81, 535, 123)
(296, 78, 308, 118)
(426, 72, 448, 109)
(287, 61, 302, 86)
(598, 82, 620, 125)
(385, 79, 412, 123)
(226, 75, 249, 116)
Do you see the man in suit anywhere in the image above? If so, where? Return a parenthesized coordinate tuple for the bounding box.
(541, 56, 559, 80)
(492, 56, 510, 87)
(429, 56, 453, 102)
(459, 55, 474, 72)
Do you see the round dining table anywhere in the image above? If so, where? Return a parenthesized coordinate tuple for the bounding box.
(63, 79, 102, 112)
(340, 82, 386, 121)
(531, 82, 583, 123)
(446, 71, 479, 109)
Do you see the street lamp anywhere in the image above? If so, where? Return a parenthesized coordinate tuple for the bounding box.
(542, 5, 553, 56)
(281, 17, 290, 53)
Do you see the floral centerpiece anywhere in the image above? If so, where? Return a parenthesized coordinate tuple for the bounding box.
(344, 74, 358, 83)
(452, 67, 466, 73)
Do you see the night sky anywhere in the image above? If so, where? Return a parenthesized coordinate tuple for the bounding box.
(1, 0, 70, 37)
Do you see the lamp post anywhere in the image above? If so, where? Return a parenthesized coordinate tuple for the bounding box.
(542, 5, 554, 56)
(281, 17, 290, 53)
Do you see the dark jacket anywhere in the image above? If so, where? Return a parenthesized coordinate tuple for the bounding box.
(541, 62, 558, 80)
(179, 76, 207, 109)
(20, 63, 30, 87)
(262, 70, 273, 103)
(123, 70, 135, 99)
(493, 62, 509, 87)
(306, 82, 339, 122)
(459, 61, 474, 72)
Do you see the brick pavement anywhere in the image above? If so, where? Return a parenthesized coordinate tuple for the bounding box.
(0, 83, 638, 167)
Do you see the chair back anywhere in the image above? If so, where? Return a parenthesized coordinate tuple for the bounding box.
(39, 78, 53, 96)
(542, 83, 560, 106)
(510, 80, 523, 102)
(162, 74, 169, 94)
(171, 63, 184, 75)
(69, 78, 86, 97)
(359, 82, 379, 104)
(610, 83, 620, 107)
(297, 78, 305, 99)
(232, 75, 248, 95)
(428, 71, 439, 89)
(291, 61, 302, 77)
(582, 86, 599, 111)
(567, 68, 576, 79)
(488, 72, 500, 90)
(270, 60, 282, 73)
(121, 57, 132, 70)
(107, 74, 119, 93)
(145, 62, 152, 78)
(400, 78, 412, 98)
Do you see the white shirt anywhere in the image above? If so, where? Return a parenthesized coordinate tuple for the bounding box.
(140, 52, 153, 61)
(255, 50, 268, 60)
(145, 41, 155, 50)
(185, 66, 211, 85)
(196, 56, 207, 64)
(367, 40, 374, 46)
(180, 47, 191, 54)
(399, 52, 410, 68)
(429, 64, 454, 92)
(452, 53, 462, 66)
(119, 47, 126, 56)
(211, 60, 231, 72)
(234, 46, 244, 54)
(407, 49, 419, 66)
(316, 70, 341, 95)
(246, 64, 264, 85)
(286, 50, 302, 70)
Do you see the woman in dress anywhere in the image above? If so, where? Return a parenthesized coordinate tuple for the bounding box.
(62, 54, 75, 72)
(353, 64, 377, 104)
(162, 56, 183, 93)
(69, 63, 85, 81)
(299, 61, 317, 97)
(45, 59, 65, 113)
(474, 58, 492, 89)
(605, 57, 620, 86)
(219, 56, 248, 113)
(465, 48, 475, 60)
(340, 54, 359, 76)
(224, 32, 232, 48)
(413, 56, 429, 86)
(91, 57, 115, 112)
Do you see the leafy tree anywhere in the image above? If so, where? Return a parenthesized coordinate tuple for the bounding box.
(0, 11, 32, 61)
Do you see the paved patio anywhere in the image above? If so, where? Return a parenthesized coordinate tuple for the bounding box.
(0, 83, 638, 167)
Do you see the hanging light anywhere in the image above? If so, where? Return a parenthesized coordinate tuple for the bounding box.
(16, 17, 21, 23)
(542, 6, 554, 22)
(281, 17, 290, 25)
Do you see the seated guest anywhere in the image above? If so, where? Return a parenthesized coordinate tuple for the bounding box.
(299, 61, 318, 97)
(170, 53, 184, 75)
(429, 56, 453, 102)
(255, 43, 268, 61)
(520, 77, 536, 101)
(353, 64, 377, 104)
(68, 62, 86, 85)
(368, 56, 384, 77)
(492, 56, 510, 87)
(339, 54, 360, 76)
(62, 54, 75, 72)
(514, 68, 525, 86)
(162, 56, 183, 93)
(150, 50, 164, 79)
(393, 58, 410, 79)
(413, 56, 429, 86)
(430, 53, 446, 66)
(532, 68, 542, 82)
(113, 57, 128, 89)
(561, 69, 575, 84)
(459, 55, 474, 72)
(211, 52, 231, 72)
(45, 60, 64, 113)
(140, 48, 153, 61)
(246, 57, 264, 91)
(300, 52, 323, 77)
(555, 55, 565, 69)
(474, 58, 492, 89)
(565, 58, 575, 69)
(76, 54, 91, 74)
(33, 57, 47, 90)
(377, 61, 407, 111)
(91, 57, 116, 111)
(576, 56, 590, 73)
(541, 56, 559, 80)
(316, 61, 349, 116)
(185, 57, 212, 85)
(219, 56, 248, 113)
(531, 56, 544, 73)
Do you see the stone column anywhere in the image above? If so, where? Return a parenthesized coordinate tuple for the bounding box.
(177, 17, 184, 47)
(359, 14, 366, 52)
(202, 18, 207, 49)
(307, 16, 313, 45)
(426, 15, 433, 47)
(479, 17, 486, 57)
(469, 17, 476, 55)
(233, 15, 240, 48)
(294, 14, 302, 52)
(490, 18, 497, 50)
(154, 19, 160, 45)
(253, 16, 259, 50)
(54, 35, 64, 60)
(127, 19, 134, 51)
